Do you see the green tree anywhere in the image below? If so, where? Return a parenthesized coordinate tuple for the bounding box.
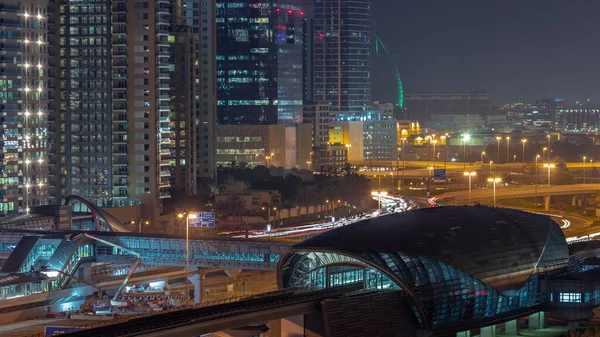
(216, 195, 246, 217)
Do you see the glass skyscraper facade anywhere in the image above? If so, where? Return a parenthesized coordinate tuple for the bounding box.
(215, 0, 306, 125)
(313, 0, 372, 119)
(0, 1, 49, 215)
(48, 0, 112, 206)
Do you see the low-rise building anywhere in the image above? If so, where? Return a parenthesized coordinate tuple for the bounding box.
(216, 124, 312, 169)
(215, 182, 281, 212)
(330, 120, 397, 162)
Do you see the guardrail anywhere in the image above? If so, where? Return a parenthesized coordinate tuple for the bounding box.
(91, 266, 184, 284)
(62, 284, 363, 337)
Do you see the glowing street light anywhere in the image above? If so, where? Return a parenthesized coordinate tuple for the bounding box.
(543, 147, 548, 162)
(177, 212, 198, 302)
(481, 151, 485, 163)
(505, 136, 511, 164)
(487, 177, 502, 207)
(463, 172, 476, 205)
(521, 139, 527, 163)
(543, 163, 555, 187)
(462, 134, 470, 170)
(371, 191, 388, 210)
(496, 136, 502, 163)
(583, 156, 587, 184)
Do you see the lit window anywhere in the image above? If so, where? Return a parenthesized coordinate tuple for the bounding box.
(559, 293, 582, 303)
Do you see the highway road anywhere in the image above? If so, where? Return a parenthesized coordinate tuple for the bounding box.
(234, 195, 414, 239)
(353, 160, 599, 170)
(438, 183, 600, 204)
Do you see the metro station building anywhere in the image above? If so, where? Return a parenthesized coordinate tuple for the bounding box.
(277, 207, 591, 335)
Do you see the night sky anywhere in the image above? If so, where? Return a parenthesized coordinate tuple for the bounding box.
(372, 0, 600, 106)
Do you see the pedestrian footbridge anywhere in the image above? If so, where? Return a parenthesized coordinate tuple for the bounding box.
(0, 229, 291, 301)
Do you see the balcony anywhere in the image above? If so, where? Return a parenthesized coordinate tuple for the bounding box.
(112, 37, 126, 46)
(112, 4, 126, 13)
(112, 93, 127, 101)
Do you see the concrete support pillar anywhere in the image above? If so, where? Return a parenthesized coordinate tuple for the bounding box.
(544, 195, 551, 211)
(187, 273, 203, 305)
(456, 331, 470, 337)
(572, 196, 577, 206)
(529, 311, 546, 330)
(480, 325, 495, 337)
(281, 315, 304, 337)
(577, 198, 583, 207)
(505, 319, 520, 335)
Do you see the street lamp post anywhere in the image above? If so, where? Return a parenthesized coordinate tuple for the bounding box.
(543, 163, 555, 187)
(521, 139, 527, 163)
(543, 147, 547, 162)
(178, 212, 198, 303)
(496, 136, 501, 164)
(481, 151, 485, 163)
(505, 136, 510, 164)
(535, 155, 540, 182)
(462, 134, 470, 170)
(489, 160, 493, 175)
(463, 171, 476, 205)
(371, 191, 388, 210)
(431, 139, 437, 169)
(487, 177, 502, 207)
(583, 156, 587, 184)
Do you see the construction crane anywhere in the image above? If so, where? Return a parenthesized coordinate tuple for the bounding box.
(71, 233, 142, 307)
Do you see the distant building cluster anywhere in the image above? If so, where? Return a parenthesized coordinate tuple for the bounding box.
(1, 0, 595, 220)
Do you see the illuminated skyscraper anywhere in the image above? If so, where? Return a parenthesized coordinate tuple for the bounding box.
(313, 0, 372, 120)
(48, 0, 178, 219)
(183, 0, 217, 180)
(47, 0, 112, 206)
(215, 0, 307, 125)
(0, 1, 49, 215)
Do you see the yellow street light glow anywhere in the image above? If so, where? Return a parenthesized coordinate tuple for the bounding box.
(463, 171, 476, 176)
(188, 213, 198, 219)
(543, 163, 555, 168)
(487, 177, 502, 183)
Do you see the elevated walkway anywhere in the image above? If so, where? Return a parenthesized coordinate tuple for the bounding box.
(0, 230, 291, 300)
(1, 236, 40, 273)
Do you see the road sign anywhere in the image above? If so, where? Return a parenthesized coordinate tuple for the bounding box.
(433, 169, 446, 182)
(45, 326, 84, 336)
(189, 212, 215, 228)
